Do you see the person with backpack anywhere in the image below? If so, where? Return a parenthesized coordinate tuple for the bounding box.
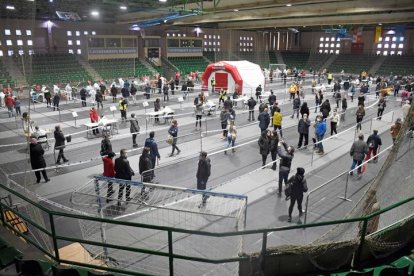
(366, 130, 382, 163)
(286, 167, 308, 222)
(334, 90, 342, 109)
(297, 114, 310, 149)
(110, 85, 117, 103)
(277, 140, 295, 196)
(130, 113, 140, 148)
(269, 130, 279, 170)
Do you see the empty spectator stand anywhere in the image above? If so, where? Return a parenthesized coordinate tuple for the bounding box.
(89, 58, 153, 80)
(376, 55, 414, 77)
(327, 53, 378, 75)
(280, 51, 310, 71)
(168, 56, 209, 75)
(0, 58, 14, 88)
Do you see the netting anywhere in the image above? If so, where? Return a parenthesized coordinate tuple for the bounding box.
(269, 63, 286, 71)
(70, 176, 247, 275)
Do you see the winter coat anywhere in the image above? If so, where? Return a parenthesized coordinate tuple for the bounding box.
(154, 101, 160, 112)
(272, 111, 282, 126)
(89, 109, 99, 123)
(258, 112, 270, 130)
(130, 85, 137, 95)
(342, 98, 348, 109)
(100, 139, 113, 156)
(315, 120, 327, 136)
(54, 130, 66, 149)
(114, 156, 134, 180)
(110, 86, 117, 97)
(367, 134, 382, 149)
(258, 135, 270, 155)
(378, 100, 386, 110)
(287, 174, 308, 198)
(102, 157, 115, 177)
(269, 135, 279, 153)
(196, 157, 211, 180)
(139, 153, 153, 181)
(293, 98, 301, 109)
(220, 110, 229, 124)
(95, 91, 103, 102)
(80, 88, 87, 98)
(298, 118, 310, 134)
(268, 94, 276, 106)
(130, 118, 140, 133)
(30, 143, 46, 169)
(321, 101, 331, 117)
(247, 98, 257, 110)
(278, 143, 293, 171)
(350, 140, 369, 161)
(144, 138, 160, 160)
(121, 87, 130, 98)
(300, 104, 309, 117)
(390, 123, 402, 139)
(53, 94, 60, 104)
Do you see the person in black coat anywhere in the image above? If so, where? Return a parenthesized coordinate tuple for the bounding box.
(54, 125, 68, 164)
(320, 99, 331, 119)
(115, 149, 135, 205)
(258, 108, 270, 132)
(258, 131, 270, 167)
(287, 167, 308, 222)
(300, 102, 310, 118)
(110, 85, 117, 103)
(52, 93, 60, 111)
(297, 114, 310, 148)
(196, 151, 211, 206)
(278, 141, 295, 196)
(139, 147, 153, 196)
(100, 135, 113, 156)
(30, 137, 50, 183)
(80, 87, 87, 107)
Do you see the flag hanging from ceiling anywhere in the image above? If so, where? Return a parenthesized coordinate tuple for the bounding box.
(374, 26, 383, 44)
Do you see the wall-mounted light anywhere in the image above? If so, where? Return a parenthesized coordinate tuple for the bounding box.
(91, 11, 99, 17)
(120, 6, 127, 10)
(6, 5, 15, 10)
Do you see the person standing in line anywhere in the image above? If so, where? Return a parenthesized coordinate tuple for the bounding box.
(247, 96, 257, 121)
(154, 98, 161, 123)
(366, 130, 382, 163)
(194, 94, 203, 130)
(44, 89, 52, 107)
(341, 96, 348, 121)
(5, 95, 15, 118)
(258, 131, 270, 167)
(89, 107, 100, 135)
(334, 89, 342, 109)
(54, 125, 68, 164)
(355, 105, 365, 131)
(163, 84, 169, 102)
(277, 141, 295, 197)
(219, 109, 229, 140)
(144, 82, 151, 99)
(119, 97, 127, 122)
(168, 119, 181, 157)
(95, 90, 103, 109)
(196, 151, 211, 207)
(258, 107, 271, 133)
(357, 91, 366, 107)
(320, 99, 331, 119)
(110, 85, 117, 103)
(314, 115, 327, 155)
(377, 97, 386, 120)
(255, 84, 262, 102)
(224, 120, 237, 154)
(218, 88, 226, 108)
(329, 109, 340, 136)
(121, 85, 130, 105)
(287, 167, 308, 222)
(169, 78, 175, 95)
(390, 118, 402, 143)
(30, 137, 50, 183)
(272, 107, 283, 137)
(130, 84, 137, 105)
(269, 130, 279, 170)
(115, 149, 135, 206)
(297, 114, 310, 149)
(102, 151, 115, 202)
(210, 77, 216, 93)
(52, 93, 60, 111)
(139, 147, 154, 197)
(349, 133, 369, 177)
(100, 135, 113, 156)
(291, 95, 301, 119)
(14, 97, 21, 116)
(130, 113, 140, 148)
(300, 102, 309, 119)
(268, 90, 277, 108)
(144, 131, 161, 179)
(80, 87, 87, 107)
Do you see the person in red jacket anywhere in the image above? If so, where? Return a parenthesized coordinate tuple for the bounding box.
(89, 107, 100, 135)
(5, 95, 15, 118)
(103, 151, 115, 202)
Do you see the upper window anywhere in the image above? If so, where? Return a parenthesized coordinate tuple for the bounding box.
(6, 40, 12, 46)
(26, 30, 32, 36)
(75, 31, 80, 36)
(27, 40, 33, 46)
(5, 29, 11, 35)
(67, 31, 72, 36)
(16, 30, 22, 36)
(17, 40, 23, 46)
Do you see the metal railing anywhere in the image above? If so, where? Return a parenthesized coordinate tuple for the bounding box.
(0, 180, 413, 276)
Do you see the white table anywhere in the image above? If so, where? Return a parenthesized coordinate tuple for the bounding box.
(85, 118, 118, 139)
(231, 96, 249, 109)
(147, 107, 175, 125)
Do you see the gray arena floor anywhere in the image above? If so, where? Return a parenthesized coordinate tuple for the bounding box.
(0, 78, 408, 275)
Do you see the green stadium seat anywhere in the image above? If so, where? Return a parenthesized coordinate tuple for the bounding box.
(0, 246, 22, 268)
(15, 259, 54, 276)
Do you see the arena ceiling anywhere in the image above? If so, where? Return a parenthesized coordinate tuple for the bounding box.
(2, 0, 414, 31)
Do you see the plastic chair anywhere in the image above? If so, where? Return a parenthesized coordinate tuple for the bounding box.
(15, 259, 53, 276)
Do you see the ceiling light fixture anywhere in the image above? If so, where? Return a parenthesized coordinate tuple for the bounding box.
(120, 6, 127, 10)
(163, 20, 168, 23)
(378, 23, 382, 25)
(6, 5, 15, 10)
(159, 0, 167, 2)
(286, 3, 292, 7)
(233, 9, 239, 12)
(91, 11, 99, 16)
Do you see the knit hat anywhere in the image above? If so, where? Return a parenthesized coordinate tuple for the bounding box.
(297, 167, 305, 176)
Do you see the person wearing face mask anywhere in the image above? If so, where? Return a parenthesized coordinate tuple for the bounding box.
(277, 141, 295, 197)
(115, 149, 135, 206)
